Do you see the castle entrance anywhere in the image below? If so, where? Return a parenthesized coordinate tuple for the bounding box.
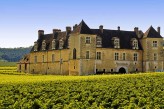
(119, 67, 126, 73)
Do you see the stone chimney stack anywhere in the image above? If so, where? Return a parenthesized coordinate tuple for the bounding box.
(99, 25, 103, 33)
(157, 27, 160, 35)
(118, 26, 120, 31)
(38, 30, 44, 39)
(66, 26, 71, 35)
(134, 27, 139, 34)
(53, 29, 61, 34)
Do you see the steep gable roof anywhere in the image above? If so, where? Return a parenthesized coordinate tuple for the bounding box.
(144, 26, 162, 38)
(73, 20, 93, 34)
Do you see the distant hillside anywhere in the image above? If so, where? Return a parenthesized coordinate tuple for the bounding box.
(0, 46, 32, 62)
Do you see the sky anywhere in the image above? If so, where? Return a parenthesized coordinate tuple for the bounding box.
(0, 0, 164, 48)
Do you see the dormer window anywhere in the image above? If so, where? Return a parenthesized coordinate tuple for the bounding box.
(96, 36, 102, 47)
(34, 41, 38, 51)
(42, 40, 46, 51)
(59, 38, 64, 49)
(112, 37, 120, 48)
(131, 38, 138, 49)
(52, 39, 56, 50)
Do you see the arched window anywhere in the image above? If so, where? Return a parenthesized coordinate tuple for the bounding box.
(42, 40, 46, 50)
(96, 36, 102, 47)
(52, 39, 56, 50)
(73, 48, 76, 59)
(59, 39, 64, 49)
(112, 37, 120, 48)
(34, 41, 38, 51)
(131, 38, 138, 49)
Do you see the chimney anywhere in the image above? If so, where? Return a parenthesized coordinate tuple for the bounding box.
(38, 30, 44, 39)
(138, 30, 143, 39)
(73, 24, 78, 30)
(53, 29, 61, 35)
(66, 26, 71, 35)
(99, 25, 103, 33)
(134, 27, 139, 34)
(118, 26, 120, 31)
(157, 27, 160, 35)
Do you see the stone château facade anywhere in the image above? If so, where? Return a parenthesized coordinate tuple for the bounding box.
(17, 20, 164, 75)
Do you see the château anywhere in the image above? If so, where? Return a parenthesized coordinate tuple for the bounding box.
(17, 20, 164, 75)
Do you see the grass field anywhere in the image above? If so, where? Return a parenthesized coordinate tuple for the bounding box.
(0, 70, 164, 108)
(0, 61, 16, 67)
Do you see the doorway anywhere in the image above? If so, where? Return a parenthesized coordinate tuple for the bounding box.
(119, 67, 126, 73)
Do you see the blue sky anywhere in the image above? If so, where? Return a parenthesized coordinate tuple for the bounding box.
(0, 0, 164, 48)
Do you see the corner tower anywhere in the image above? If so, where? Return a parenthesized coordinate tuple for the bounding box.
(68, 20, 96, 75)
(141, 26, 163, 72)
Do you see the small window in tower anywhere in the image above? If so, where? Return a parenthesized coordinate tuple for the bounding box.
(86, 37, 91, 44)
(154, 53, 157, 61)
(134, 53, 138, 61)
(34, 42, 38, 51)
(86, 51, 90, 59)
(73, 48, 76, 59)
(153, 41, 158, 47)
(42, 40, 46, 51)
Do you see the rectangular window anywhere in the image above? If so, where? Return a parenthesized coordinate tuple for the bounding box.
(86, 37, 91, 44)
(96, 52, 101, 60)
(52, 54, 55, 62)
(154, 53, 157, 61)
(153, 41, 157, 47)
(42, 55, 45, 62)
(86, 51, 90, 59)
(134, 53, 138, 61)
(123, 53, 126, 60)
(34, 56, 37, 63)
(96, 37, 102, 47)
(115, 53, 119, 60)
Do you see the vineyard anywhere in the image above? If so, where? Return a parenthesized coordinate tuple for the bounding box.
(0, 71, 164, 108)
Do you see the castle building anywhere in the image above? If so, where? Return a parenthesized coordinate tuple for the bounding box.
(17, 20, 164, 75)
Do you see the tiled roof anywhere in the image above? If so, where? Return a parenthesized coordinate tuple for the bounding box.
(72, 20, 93, 34)
(31, 20, 163, 52)
(91, 29, 143, 49)
(144, 26, 162, 38)
(31, 32, 70, 52)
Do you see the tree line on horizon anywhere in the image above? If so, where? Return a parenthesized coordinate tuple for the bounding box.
(0, 46, 32, 62)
